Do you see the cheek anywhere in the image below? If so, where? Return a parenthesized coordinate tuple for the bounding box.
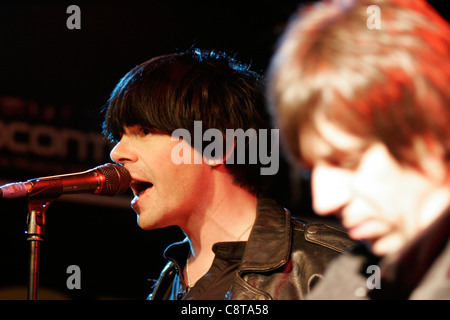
(156, 161, 211, 200)
(353, 168, 429, 238)
(311, 165, 353, 215)
(353, 172, 405, 225)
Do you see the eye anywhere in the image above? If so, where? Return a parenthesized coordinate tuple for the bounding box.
(339, 157, 361, 170)
(140, 128, 151, 135)
(139, 126, 158, 136)
(327, 154, 362, 170)
(127, 126, 152, 137)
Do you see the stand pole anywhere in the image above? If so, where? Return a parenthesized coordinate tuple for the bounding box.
(26, 200, 51, 300)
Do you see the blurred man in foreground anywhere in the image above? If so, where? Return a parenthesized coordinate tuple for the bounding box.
(268, 0, 450, 299)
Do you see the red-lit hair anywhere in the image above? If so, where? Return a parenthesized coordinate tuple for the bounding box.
(268, 0, 450, 168)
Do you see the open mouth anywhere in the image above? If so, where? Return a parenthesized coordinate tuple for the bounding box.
(130, 179, 153, 197)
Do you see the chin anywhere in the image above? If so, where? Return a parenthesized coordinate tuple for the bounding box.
(137, 214, 168, 231)
(370, 239, 404, 257)
(137, 219, 155, 230)
(136, 214, 153, 230)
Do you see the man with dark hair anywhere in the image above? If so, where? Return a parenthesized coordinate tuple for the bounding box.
(268, 0, 450, 299)
(103, 49, 354, 300)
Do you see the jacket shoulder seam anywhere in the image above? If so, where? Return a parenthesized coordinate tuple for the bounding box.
(303, 222, 356, 253)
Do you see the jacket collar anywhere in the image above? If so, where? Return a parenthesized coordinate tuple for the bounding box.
(163, 198, 292, 274)
(238, 198, 292, 273)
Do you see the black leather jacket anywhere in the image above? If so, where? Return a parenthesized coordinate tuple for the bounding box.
(149, 198, 356, 300)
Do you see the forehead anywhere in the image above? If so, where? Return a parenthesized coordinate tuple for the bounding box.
(298, 113, 369, 166)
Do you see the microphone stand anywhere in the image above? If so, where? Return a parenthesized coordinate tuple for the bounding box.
(26, 197, 53, 300)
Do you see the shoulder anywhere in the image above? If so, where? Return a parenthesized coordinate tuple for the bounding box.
(290, 217, 357, 254)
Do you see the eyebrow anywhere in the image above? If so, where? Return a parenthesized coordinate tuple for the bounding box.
(326, 147, 367, 168)
(299, 132, 371, 170)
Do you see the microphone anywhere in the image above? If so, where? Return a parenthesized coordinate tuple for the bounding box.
(0, 163, 131, 199)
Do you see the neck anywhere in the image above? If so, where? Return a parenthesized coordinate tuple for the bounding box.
(181, 169, 257, 256)
(418, 185, 450, 233)
(185, 187, 257, 259)
(178, 166, 258, 287)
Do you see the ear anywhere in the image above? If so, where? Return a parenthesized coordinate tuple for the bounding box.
(412, 136, 447, 184)
(205, 158, 223, 167)
(204, 136, 236, 168)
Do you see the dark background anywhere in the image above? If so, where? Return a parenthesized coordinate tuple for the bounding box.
(0, 0, 448, 300)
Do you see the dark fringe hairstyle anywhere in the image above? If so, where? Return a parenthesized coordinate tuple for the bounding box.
(102, 48, 274, 194)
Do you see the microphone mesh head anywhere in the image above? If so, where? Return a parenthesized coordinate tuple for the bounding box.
(95, 163, 131, 195)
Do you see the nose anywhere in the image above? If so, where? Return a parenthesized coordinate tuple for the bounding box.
(311, 164, 352, 216)
(110, 136, 137, 164)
